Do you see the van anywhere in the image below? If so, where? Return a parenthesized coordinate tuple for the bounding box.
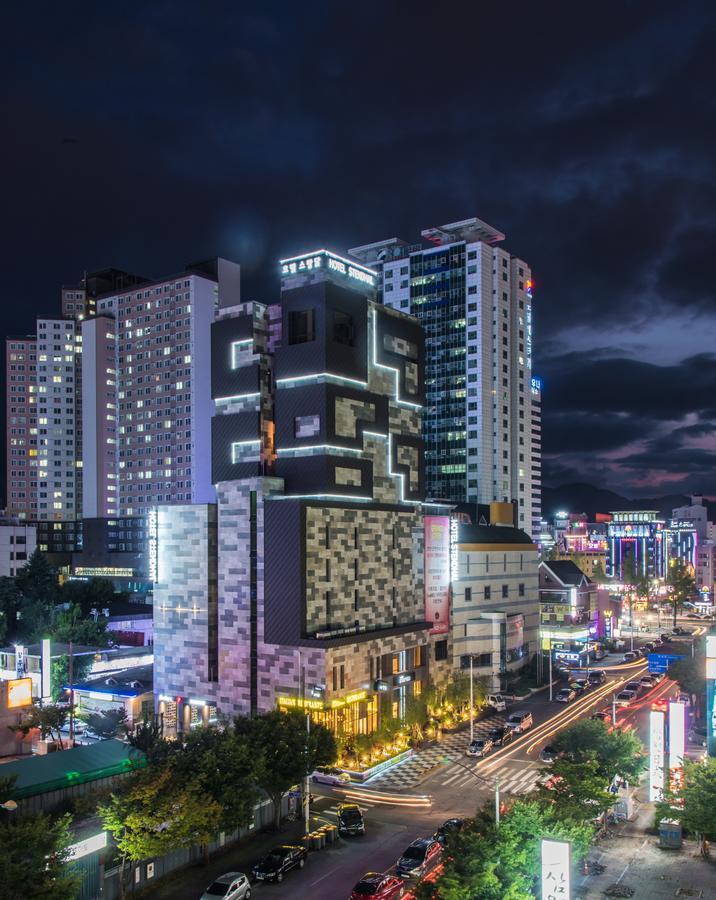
(486, 693, 507, 712)
(506, 710, 533, 733)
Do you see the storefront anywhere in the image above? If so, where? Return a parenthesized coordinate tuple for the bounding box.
(276, 689, 378, 737)
(157, 694, 218, 738)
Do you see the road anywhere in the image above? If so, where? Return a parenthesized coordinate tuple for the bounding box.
(180, 648, 686, 900)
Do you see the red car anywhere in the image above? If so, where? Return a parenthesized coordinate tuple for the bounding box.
(350, 872, 405, 898)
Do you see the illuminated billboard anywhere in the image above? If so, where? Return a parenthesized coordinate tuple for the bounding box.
(541, 838, 571, 900)
(668, 700, 685, 777)
(7, 677, 33, 709)
(424, 516, 450, 635)
(649, 706, 665, 801)
(707, 635, 716, 758)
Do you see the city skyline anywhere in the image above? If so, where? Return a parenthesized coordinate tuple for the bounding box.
(2, 2, 716, 499)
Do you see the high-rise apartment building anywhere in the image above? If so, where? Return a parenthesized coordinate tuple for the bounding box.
(5, 336, 37, 519)
(92, 259, 240, 516)
(350, 217, 541, 536)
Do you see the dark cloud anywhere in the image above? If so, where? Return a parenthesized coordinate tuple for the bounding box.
(2, 0, 716, 499)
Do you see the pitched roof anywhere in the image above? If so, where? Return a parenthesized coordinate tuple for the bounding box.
(2, 739, 145, 800)
(540, 559, 592, 586)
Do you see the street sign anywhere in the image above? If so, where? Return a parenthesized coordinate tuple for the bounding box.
(647, 653, 685, 673)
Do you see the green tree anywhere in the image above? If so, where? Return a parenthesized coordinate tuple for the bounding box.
(15, 548, 58, 605)
(0, 577, 22, 641)
(81, 708, 128, 739)
(656, 758, 716, 856)
(667, 560, 696, 628)
(416, 799, 592, 900)
(58, 577, 124, 615)
(100, 766, 222, 896)
(51, 603, 111, 647)
(0, 811, 81, 900)
(590, 560, 608, 584)
(669, 654, 706, 703)
(51, 653, 93, 702)
(11, 702, 68, 748)
(535, 758, 614, 822)
(127, 717, 165, 758)
(550, 718, 647, 783)
(234, 709, 337, 829)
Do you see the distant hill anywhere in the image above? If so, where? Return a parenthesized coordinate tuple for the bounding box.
(542, 482, 716, 521)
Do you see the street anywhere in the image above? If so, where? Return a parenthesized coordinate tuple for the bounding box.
(156, 648, 688, 900)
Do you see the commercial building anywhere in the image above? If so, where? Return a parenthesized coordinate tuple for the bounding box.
(349, 217, 541, 536)
(607, 511, 697, 581)
(5, 335, 37, 520)
(0, 516, 37, 577)
(451, 503, 539, 690)
(153, 249, 453, 738)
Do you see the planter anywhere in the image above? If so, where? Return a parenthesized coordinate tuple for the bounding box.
(340, 748, 414, 783)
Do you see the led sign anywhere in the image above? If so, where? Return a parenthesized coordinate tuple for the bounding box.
(7, 677, 33, 709)
(280, 250, 377, 288)
(649, 706, 665, 801)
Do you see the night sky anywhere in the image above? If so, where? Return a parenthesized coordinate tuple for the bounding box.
(3, 1, 716, 500)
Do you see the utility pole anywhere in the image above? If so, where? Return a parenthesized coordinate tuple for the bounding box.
(612, 692, 617, 726)
(548, 640, 553, 701)
(68, 640, 74, 745)
(495, 775, 500, 828)
(304, 713, 311, 836)
(469, 655, 474, 743)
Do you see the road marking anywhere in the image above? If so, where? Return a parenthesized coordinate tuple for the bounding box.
(310, 867, 339, 886)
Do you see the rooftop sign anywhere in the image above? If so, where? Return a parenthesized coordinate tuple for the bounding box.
(280, 250, 378, 288)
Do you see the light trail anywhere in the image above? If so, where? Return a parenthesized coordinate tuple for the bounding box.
(336, 786, 432, 807)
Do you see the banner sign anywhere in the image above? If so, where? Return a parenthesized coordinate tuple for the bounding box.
(424, 516, 450, 635)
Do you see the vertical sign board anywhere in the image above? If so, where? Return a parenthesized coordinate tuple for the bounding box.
(707, 636, 716, 758)
(649, 707, 665, 801)
(541, 838, 571, 900)
(41, 638, 51, 703)
(424, 516, 450, 635)
(668, 700, 686, 786)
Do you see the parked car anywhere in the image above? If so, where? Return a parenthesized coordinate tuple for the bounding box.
(466, 737, 493, 758)
(337, 803, 365, 836)
(395, 838, 442, 878)
(311, 766, 351, 785)
(569, 679, 589, 695)
(621, 651, 638, 663)
(640, 675, 656, 689)
(587, 670, 607, 686)
(626, 681, 643, 695)
(488, 725, 513, 746)
(689, 722, 707, 747)
(555, 688, 576, 703)
(506, 711, 533, 733)
(615, 690, 637, 707)
(251, 845, 307, 883)
(485, 693, 507, 712)
(590, 710, 610, 722)
(350, 873, 405, 899)
(433, 818, 465, 846)
(539, 745, 559, 763)
(201, 872, 251, 900)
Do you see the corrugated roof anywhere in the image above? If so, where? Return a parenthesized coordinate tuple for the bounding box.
(1, 739, 145, 799)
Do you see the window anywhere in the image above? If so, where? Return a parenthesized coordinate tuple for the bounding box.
(435, 640, 448, 661)
(519, 583, 525, 597)
(332, 310, 354, 346)
(484, 586, 491, 600)
(502, 584, 509, 598)
(465, 586, 472, 604)
(288, 309, 314, 344)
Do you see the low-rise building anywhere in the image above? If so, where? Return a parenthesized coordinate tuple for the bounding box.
(0, 516, 37, 577)
(68, 664, 153, 730)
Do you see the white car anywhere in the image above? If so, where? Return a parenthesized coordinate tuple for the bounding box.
(200, 871, 251, 899)
(311, 767, 351, 786)
(615, 690, 637, 707)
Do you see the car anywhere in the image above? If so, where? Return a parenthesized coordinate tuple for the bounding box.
(485, 693, 507, 712)
(689, 722, 707, 746)
(651, 640, 664, 649)
(506, 711, 533, 732)
(593, 644, 607, 660)
(570, 679, 589, 694)
(488, 725, 513, 746)
(395, 838, 442, 878)
(311, 766, 351, 785)
(434, 818, 465, 846)
(672, 626, 691, 636)
(640, 675, 656, 689)
(539, 745, 559, 763)
(251, 845, 307, 883)
(555, 688, 576, 703)
(621, 651, 638, 663)
(626, 681, 643, 695)
(652, 671, 666, 683)
(615, 690, 637, 707)
(350, 873, 405, 899)
(337, 802, 365, 836)
(466, 737, 493, 758)
(587, 670, 607, 685)
(643, 642, 655, 651)
(660, 633, 671, 642)
(201, 872, 251, 900)
(590, 710, 610, 722)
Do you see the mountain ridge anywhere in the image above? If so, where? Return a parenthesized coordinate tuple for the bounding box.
(542, 482, 716, 521)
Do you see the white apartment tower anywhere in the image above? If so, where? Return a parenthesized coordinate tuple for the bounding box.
(350, 218, 541, 536)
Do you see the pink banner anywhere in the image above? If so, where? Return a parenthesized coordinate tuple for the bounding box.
(424, 516, 450, 635)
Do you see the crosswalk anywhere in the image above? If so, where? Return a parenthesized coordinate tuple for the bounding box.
(437, 761, 542, 795)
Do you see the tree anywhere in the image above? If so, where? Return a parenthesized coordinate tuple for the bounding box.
(15, 548, 58, 606)
(0, 811, 81, 900)
(51, 652, 93, 702)
(51, 603, 111, 647)
(100, 766, 222, 896)
(657, 758, 716, 856)
(81, 708, 128, 739)
(590, 560, 608, 584)
(535, 758, 614, 822)
(11, 702, 68, 748)
(669, 655, 705, 704)
(0, 577, 22, 642)
(667, 560, 696, 628)
(58, 577, 124, 615)
(416, 799, 592, 900)
(127, 717, 165, 758)
(234, 709, 337, 829)
(550, 718, 647, 784)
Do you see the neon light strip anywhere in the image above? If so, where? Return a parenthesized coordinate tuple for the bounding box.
(279, 248, 378, 278)
(276, 445, 363, 455)
(215, 392, 260, 403)
(371, 308, 422, 409)
(276, 372, 368, 389)
(271, 493, 373, 502)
